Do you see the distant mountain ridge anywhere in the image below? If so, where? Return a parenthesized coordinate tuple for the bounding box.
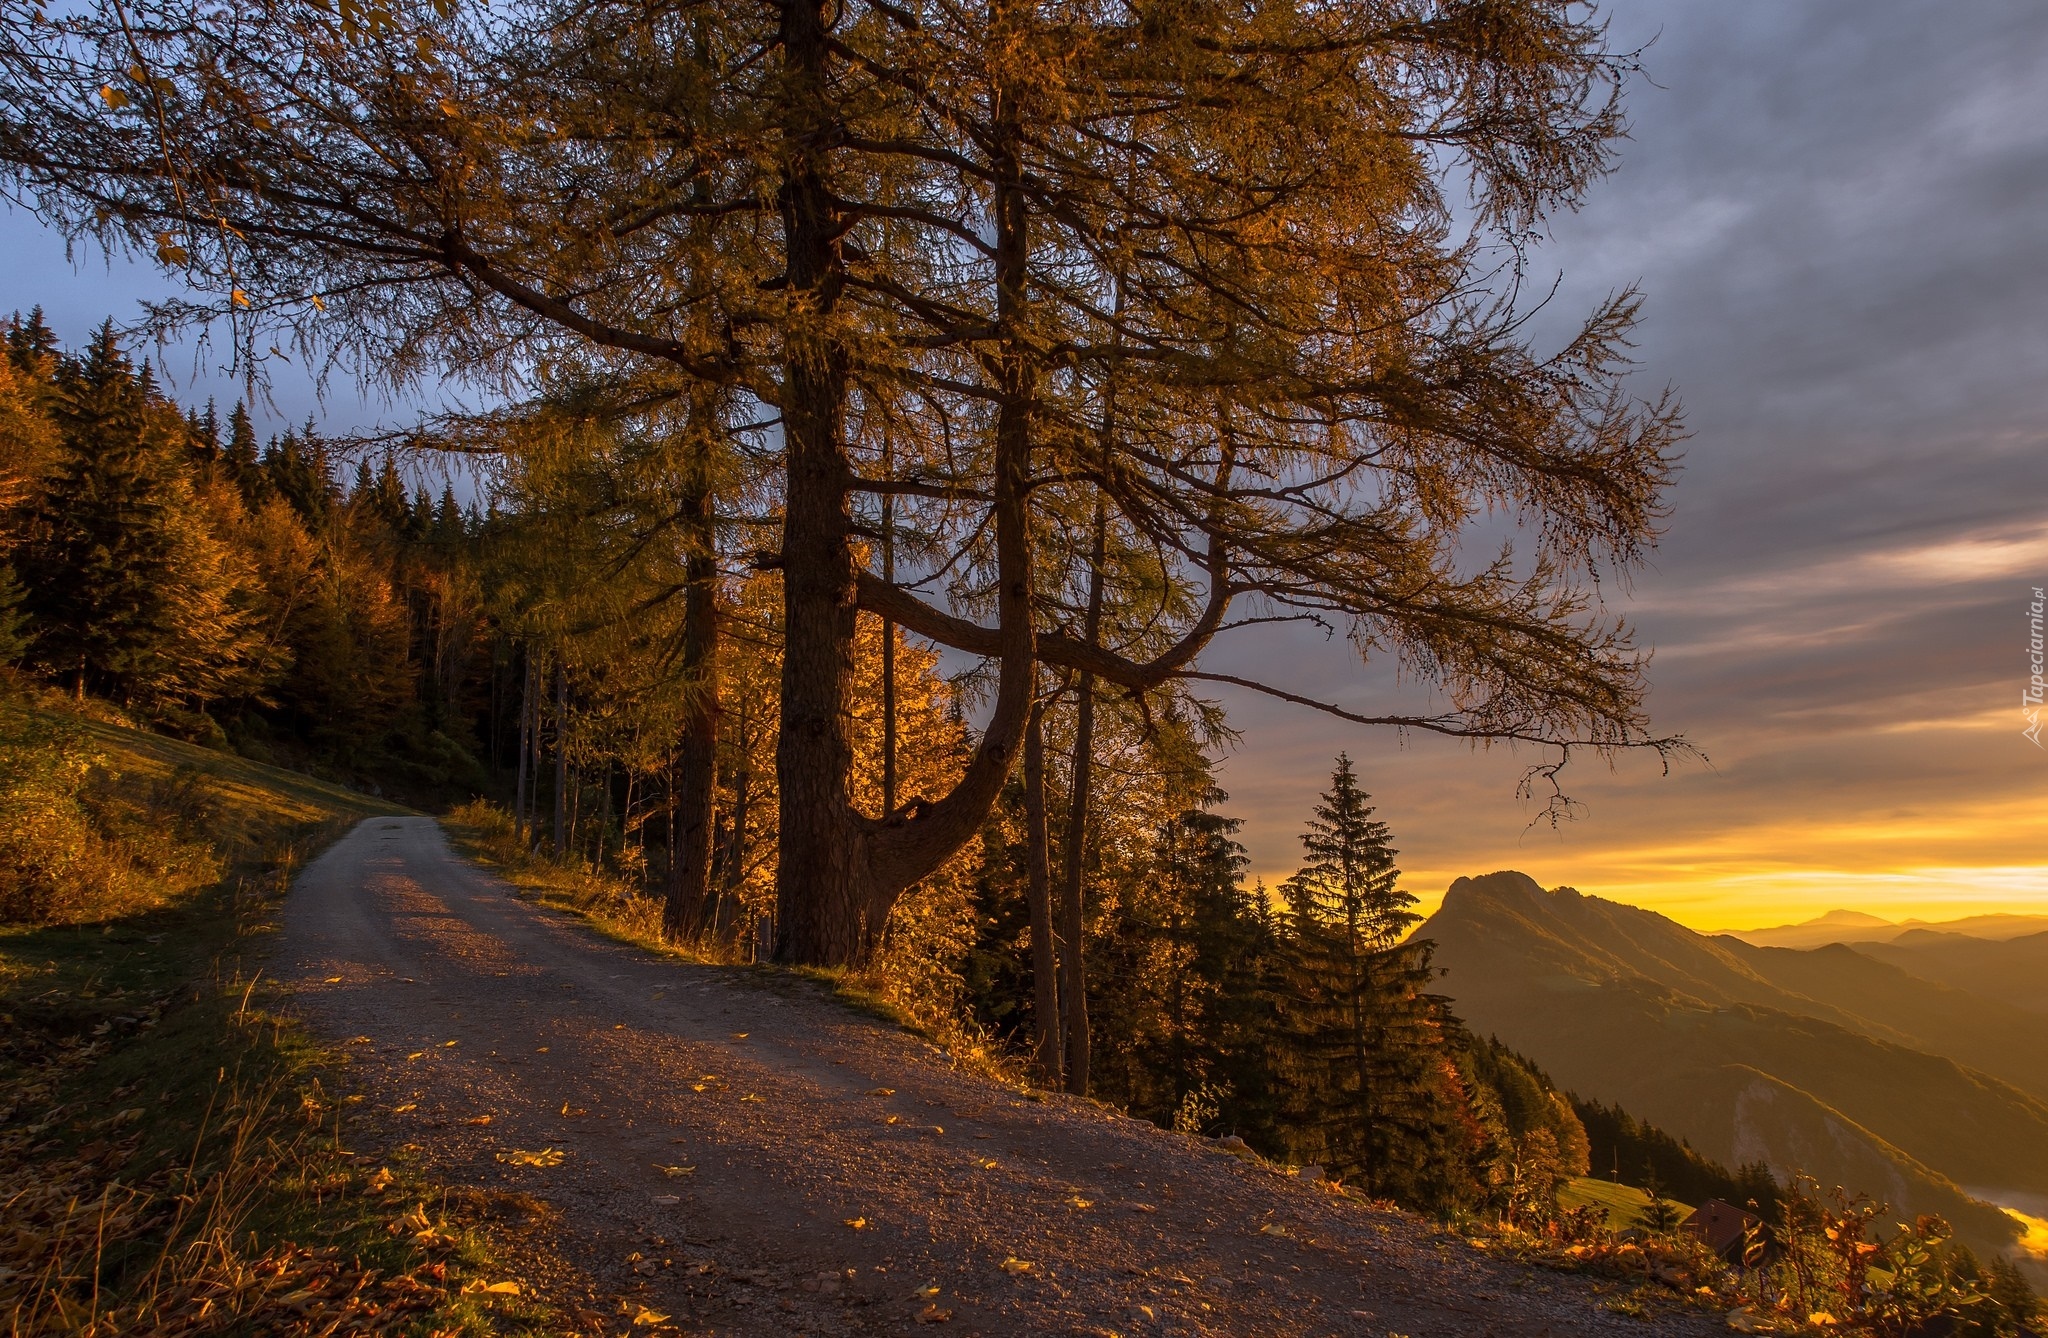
(1419, 872, 2048, 1254)
(1729, 909, 2048, 950)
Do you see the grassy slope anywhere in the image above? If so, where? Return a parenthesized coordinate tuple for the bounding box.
(1421, 872, 2034, 1255)
(0, 700, 548, 1335)
(1557, 1178, 1694, 1234)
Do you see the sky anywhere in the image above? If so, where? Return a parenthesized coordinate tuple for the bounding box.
(4, 1, 2045, 932)
(1204, 1, 2048, 929)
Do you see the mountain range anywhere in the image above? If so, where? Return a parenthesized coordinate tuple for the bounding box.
(1728, 908, 2048, 951)
(1420, 873, 2048, 1255)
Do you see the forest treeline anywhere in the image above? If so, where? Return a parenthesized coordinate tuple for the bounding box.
(0, 309, 489, 790)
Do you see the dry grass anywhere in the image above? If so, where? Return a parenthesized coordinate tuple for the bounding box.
(0, 697, 548, 1336)
(441, 800, 1022, 1087)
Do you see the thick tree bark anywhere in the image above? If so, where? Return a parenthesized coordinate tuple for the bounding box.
(664, 456, 721, 941)
(1022, 696, 1062, 1086)
(771, 0, 876, 966)
(861, 57, 1038, 915)
(1058, 497, 1108, 1096)
(772, 0, 1038, 964)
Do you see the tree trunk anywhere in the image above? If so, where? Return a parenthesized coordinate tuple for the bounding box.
(1058, 496, 1108, 1096)
(552, 661, 567, 857)
(881, 431, 897, 819)
(1022, 695, 1062, 1086)
(513, 649, 531, 845)
(664, 453, 721, 941)
(771, 0, 876, 966)
(773, 0, 1039, 964)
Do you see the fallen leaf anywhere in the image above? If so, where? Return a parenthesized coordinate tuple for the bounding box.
(614, 1023, 625, 1030)
(658, 1165, 696, 1177)
(1258, 1222, 1288, 1236)
(365, 1167, 395, 1192)
(1067, 1196, 1093, 1210)
(740, 1093, 765, 1104)
(496, 1147, 564, 1168)
(731, 1031, 749, 1039)
(442, 1040, 458, 1047)
(977, 1159, 998, 1170)
(346, 1035, 373, 1044)
(393, 1102, 418, 1113)
(482, 1281, 521, 1295)
(323, 975, 343, 983)
(465, 1115, 493, 1126)
(1000, 1257, 1034, 1275)
(406, 1052, 425, 1061)
(867, 1088, 895, 1097)
(917, 1303, 954, 1323)
(843, 1216, 868, 1230)
(631, 1308, 671, 1327)
(535, 1046, 549, 1053)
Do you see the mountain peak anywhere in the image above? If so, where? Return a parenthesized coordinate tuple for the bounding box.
(1443, 870, 1549, 907)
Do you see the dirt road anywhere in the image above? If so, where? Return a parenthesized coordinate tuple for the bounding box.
(278, 816, 1721, 1337)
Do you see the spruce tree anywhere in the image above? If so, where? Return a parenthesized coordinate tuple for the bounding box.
(223, 401, 265, 503)
(20, 322, 181, 700)
(1275, 756, 1461, 1201)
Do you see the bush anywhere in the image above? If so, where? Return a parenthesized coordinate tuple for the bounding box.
(0, 702, 219, 924)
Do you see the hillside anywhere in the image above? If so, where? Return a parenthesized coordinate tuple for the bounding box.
(1419, 872, 2046, 1253)
(1858, 930, 2048, 1017)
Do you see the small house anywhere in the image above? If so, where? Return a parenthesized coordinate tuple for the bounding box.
(1679, 1198, 1763, 1265)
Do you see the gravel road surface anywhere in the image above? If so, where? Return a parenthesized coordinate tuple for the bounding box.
(277, 816, 1724, 1337)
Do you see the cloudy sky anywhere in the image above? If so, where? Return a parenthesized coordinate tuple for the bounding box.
(5, 1, 2044, 931)
(1205, 1, 2048, 929)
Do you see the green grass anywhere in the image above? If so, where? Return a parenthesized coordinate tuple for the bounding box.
(1558, 1177, 1695, 1233)
(0, 697, 554, 1335)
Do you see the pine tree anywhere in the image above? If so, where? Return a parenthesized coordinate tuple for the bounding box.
(1274, 756, 1466, 1202)
(20, 322, 182, 700)
(367, 460, 411, 534)
(223, 399, 263, 501)
(1985, 1256, 2039, 1337)
(1116, 795, 1258, 1129)
(264, 424, 337, 529)
(1638, 1165, 1685, 1235)
(4, 307, 59, 381)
